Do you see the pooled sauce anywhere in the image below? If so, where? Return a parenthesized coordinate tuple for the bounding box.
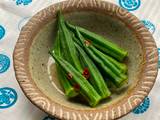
(48, 62, 65, 95)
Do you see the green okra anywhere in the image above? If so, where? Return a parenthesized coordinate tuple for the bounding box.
(89, 46, 127, 76)
(57, 11, 83, 73)
(56, 65, 78, 97)
(53, 31, 61, 55)
(75, 28, 127, 87)
(74, 42, 111, 99)
(49, 51, 102, 107)
(87, 46, 127, 87)
(53, 31, 78, 97)
(65, 22, 128, 61)
(103, 54, 127, 74)
(71, 26, 127, 74)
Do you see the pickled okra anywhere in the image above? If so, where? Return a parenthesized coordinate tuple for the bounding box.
(72, 29, 127, 74)
(65, 22, 128, 61)
(74, 42, 111, 99)
(89, 46, 127, 77)
(53, 31, 78, 97)
(58, 11, 91, 79)
(103, 54, 127, 74)
(58, 11, 83, 73)
(75, 28, 127, 87)
(49, 52, 101, 107)
(49, 11, 129, 107)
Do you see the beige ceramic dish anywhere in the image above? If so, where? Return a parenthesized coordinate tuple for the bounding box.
(13, 0, 158, 120)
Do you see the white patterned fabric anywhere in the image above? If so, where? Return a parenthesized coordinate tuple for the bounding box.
(0, 0, 160, 120)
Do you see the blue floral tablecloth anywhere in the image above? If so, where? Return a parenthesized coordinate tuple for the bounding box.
(0, 0, 160, 120)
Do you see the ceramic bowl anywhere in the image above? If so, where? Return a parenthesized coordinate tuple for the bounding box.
(13, 0, 158, 119)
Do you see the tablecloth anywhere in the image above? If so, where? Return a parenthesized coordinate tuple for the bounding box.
(0, 0, 160, 120)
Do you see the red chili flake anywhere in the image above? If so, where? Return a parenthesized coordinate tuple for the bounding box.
(84, 40, 92, 46)
(82, 68, 90, 79)
(67, 73, 73, 80)
(74, 84, 80, 91)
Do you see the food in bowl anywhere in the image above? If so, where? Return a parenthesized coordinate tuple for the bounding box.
(49, 11, 128, 107)
(13, 0, 158, 119)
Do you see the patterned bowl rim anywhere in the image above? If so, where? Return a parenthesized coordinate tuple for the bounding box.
(13, 0, 158, 120)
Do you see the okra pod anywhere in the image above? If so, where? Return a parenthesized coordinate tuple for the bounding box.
(58, 11, 83, 72)
(71, 27, 127, 74)
(103, 54, 127, 73)
(49, 52, 101, 107)
(75, 42, 111, 99)
(89, 46, 126, 76)
(66, 22, 128, 61)
(87, 47, 127, 87)
(56, 65, 78, 97)
(75, 28, 127, 87)
(53, 31, 78, 97)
